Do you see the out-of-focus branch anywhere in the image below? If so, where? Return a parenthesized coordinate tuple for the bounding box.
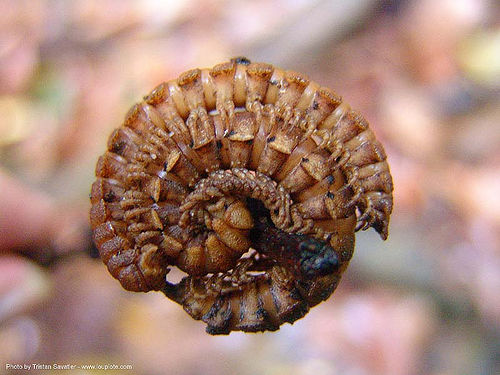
(0, 168, 94, 265)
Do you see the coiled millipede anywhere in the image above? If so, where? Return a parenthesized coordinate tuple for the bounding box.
(90, 57, 393, 334)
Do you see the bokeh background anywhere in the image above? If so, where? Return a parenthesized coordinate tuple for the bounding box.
(1, 0, 499, 374)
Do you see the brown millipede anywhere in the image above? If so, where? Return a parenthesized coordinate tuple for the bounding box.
(90, 57, 393, 334)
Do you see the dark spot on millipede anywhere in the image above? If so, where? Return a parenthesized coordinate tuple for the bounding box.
(103, 191, 116, 202)
(110, 141, 126, 154)
(301, 157, 309, 163)
(326, 191, 335, 199)
(228, 130, 236, 137)
(335, 156, 342, 163)
(273, 208, 279, 215)
(256, 307, 268, 319)
(216, 140, 222, 149)
(202, 298, 224, 320)
(232, 56, 251, 65)
(163, 161, 168, 171)
(341, 250, 352, 261)
(312, 101, 319, 110)
(289, 287, 302, 301)
(327, 175, 335, 184)
(247, 139, 253, 145)
(267, 136, 276, 143)
(189, 140, 194, 148)
(205, 325, 230, 335)
(269, 79, 278, 86)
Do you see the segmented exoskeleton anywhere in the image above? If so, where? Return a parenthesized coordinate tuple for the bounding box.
(90, 57, 393, 334)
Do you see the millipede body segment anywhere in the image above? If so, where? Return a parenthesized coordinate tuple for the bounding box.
(90, 57, 393, 334)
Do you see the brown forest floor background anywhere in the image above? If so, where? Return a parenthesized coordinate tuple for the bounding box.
(0, 1, 499, 374)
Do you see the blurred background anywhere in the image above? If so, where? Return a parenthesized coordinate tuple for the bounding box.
(1, 0, 499, 374)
